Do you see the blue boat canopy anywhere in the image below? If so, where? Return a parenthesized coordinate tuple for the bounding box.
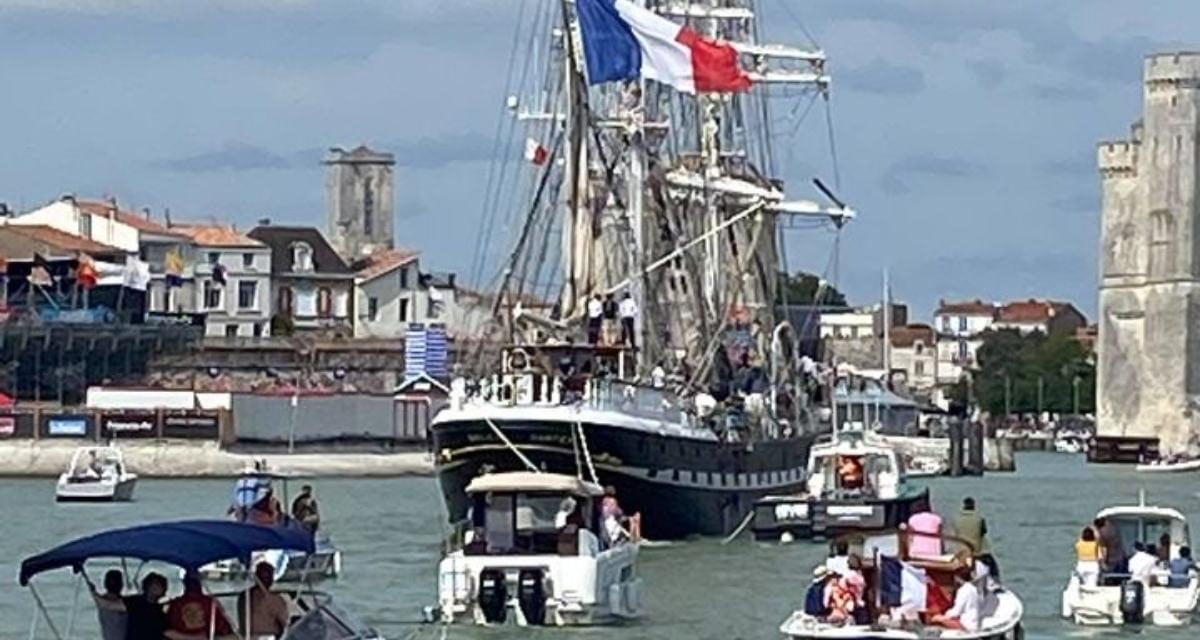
(19, 520, 314, 585)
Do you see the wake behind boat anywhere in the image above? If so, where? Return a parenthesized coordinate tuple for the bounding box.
(55, 446, 137, 502)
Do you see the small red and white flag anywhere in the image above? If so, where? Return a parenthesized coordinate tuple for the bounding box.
(524, 138, 549, 165)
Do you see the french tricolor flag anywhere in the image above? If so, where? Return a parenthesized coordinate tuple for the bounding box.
(576, 0, 752, 94)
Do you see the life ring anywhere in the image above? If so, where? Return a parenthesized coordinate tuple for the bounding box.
(510, 349, 530, 372)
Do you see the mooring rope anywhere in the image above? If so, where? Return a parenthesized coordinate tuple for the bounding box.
(483, 415, 539, 473)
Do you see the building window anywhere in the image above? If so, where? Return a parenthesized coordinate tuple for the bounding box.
(399, 266, 409, 289)
(204, 280, 222, 310)
(367, 297, 379, 321)
(224, 324, 239, 337)
(958, 340, 969, 361)
(208, 252, 220, 266)
(957, 316, 967, 332)
(290, 242, 314, 273)
(1149, 210, 1176, 278)
(317, 287, 332, 317)
(278, 286, 293, 315)
(79, 214, 92, 238)
(253, 323, 263, 337)
(915, 361, 925, 376)
(238, 281, 257, 310)
(242, 253, 254, 269)
(399, 298, 409, 322)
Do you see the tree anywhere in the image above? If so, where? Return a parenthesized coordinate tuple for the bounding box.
(777, 271, 847, 307)
(962, 328, 1095, 416)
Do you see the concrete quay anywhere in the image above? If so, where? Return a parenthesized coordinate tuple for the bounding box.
(0, 439, 435, 478)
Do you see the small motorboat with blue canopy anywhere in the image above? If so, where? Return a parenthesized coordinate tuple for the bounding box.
(18, 519, 383, 640)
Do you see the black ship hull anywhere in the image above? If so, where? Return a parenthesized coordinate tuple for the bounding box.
(431, 410, 814, 540)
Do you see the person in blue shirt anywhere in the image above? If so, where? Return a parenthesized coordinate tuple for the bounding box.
(804, 565, 835, 617)
(1169, 546, 1198, 588)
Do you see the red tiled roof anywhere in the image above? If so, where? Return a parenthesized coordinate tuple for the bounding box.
(355, 248, 420, 281)
(997, 299, 1061, 324)
(170, 224, 264, 248)
(935, 299, 996, 316)
(890, 324, 935, 348)
(75, 199, 178, 235)
(0, 224, 125, 256)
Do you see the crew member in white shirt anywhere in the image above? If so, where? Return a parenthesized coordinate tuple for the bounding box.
(1128, 542, 1159, 585)
(618, 292, 638, 349)
(931, 566, 980, 632)
(586, 295, 603, 345)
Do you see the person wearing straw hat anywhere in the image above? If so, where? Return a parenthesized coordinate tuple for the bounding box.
(804, 565, 835, 618)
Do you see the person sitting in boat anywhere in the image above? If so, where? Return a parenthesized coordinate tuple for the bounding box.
(1169, 546, 1198, 587)
(236, 562, 290, 639)
(930, 565, 980, 632)
(248, 488, 283, 526)
(124, 572, 169, 640)
(87, 569, 127, 640)
(1157, 532, 1172, 565)
(166, 572, 235, 640)
(1128, 542, 1158, 586)
(824, 571, 866, 625)
(905, 504, 944, 558)
(803, 565, 835, 618)
(1074, 526, 1102, 586)
(837, 455, 864, 492)
(291, 484, 320, 534)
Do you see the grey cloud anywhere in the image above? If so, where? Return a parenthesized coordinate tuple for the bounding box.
(152, 142, 291, 173)
(880, 154, 988, 195)
(840, 59, 925, 95)
(966, 60, 1006, 87)
(1031, 83, 1099, 101)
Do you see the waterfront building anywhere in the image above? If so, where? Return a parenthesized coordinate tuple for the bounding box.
(1097, 52, 1200, 455)
(993, 299, 1087, 336)
(889, 324, 937, 392)
(248, 223, 354, 337)
(170, 224, 271, 339)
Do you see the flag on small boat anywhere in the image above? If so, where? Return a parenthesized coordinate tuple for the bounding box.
(575, 0, 751, 94)
(879, 556, 928, 611)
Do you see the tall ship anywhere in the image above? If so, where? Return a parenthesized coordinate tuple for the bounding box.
(432, 0, 855, 539)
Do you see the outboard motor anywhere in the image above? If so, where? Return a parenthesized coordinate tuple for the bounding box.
(517, 569, 547, 625)
(478, 569, 508, 624)
(1119, 579, 1145, 624)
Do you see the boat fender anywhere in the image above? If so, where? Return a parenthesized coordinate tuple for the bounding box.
(478, 569, 508, 624)
(517, 569, 547, 625)
(1119, 580, 1145, 624)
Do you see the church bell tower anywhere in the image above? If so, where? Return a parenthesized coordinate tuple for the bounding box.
(325, 145, 395, 260)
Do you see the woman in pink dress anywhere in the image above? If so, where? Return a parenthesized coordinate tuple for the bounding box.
(907, 505, 944, 558)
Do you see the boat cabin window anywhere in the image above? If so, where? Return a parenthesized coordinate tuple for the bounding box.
(467, 491, 596, 556)
(1108, 515, 1187, 558)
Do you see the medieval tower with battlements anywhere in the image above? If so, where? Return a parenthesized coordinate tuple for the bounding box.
(1098, 52, 1200, 454)
(325, 145, 396, 261)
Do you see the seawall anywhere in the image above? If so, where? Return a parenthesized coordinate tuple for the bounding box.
(0, 440, 435, 477)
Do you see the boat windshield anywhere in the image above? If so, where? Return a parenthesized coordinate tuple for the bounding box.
(812, 451, 893, 497)
(469, 491, 595, 556)
(1108, 514, 1189, 557)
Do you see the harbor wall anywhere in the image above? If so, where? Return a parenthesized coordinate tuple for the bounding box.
(0, 439, 434, 477)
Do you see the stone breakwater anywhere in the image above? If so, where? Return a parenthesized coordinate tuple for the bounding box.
(0, 440, 435, 477)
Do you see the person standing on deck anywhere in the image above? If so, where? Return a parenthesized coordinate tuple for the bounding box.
(1096, 517, 1126, 584)
(619, 292, 638, 349)
(291, 484, 320, 534)
(587, 295, 604, 345)
(954, 497, 1000, 580)
(88, 569, 127, 640)
(906, 504, 943, 558)
(602, 294, 619, 345)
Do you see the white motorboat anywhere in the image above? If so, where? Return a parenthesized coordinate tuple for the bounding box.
(199, 466, 342, 584)
(779, 531, 1023, 639)
(1061, 495, 1200, 626)
(903, 453, 948, 478)
(750, 428, 931, 542)
(428, 471, 643, 626)
(1136, 457, 1200, 473)
(55, 446, 137, 502)
(1054, 434, 1087, 454)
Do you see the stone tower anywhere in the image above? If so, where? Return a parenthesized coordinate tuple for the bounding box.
(325, 145, 395, 261)
(1097, 52, 1200, 454)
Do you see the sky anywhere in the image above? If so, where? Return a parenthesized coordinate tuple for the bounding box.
(1, 0, 1196, 321)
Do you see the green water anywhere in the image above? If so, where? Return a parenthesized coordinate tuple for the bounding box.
(1, 452, 1196, 639)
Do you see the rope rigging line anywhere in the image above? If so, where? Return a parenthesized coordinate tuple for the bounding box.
(575, 416, 600, 484)
(483, 415, 540, 473)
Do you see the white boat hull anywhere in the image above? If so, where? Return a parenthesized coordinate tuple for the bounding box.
(1136, 459, 1200, 473)
(1061, 575, 1200, 626)
(55, 475, 137, 502)
(780, 591, 1024, 639)
(435, 544, 642, 626)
